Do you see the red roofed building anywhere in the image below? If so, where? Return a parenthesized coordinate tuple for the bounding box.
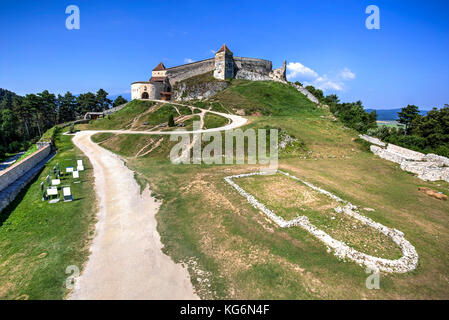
(131, 44, 287, 100)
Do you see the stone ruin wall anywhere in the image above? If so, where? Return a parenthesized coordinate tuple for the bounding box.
(360, 134, 449, 182)
(166, 56, 283, 85)
(233, 57, 273, 81)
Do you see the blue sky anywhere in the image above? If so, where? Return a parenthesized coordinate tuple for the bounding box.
(0, 0, 448, 110)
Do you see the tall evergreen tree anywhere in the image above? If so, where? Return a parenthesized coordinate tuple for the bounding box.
(77, 92, 97, 115)
(96, 89, 112, 111)
(398, 105, 420, 134)
(113, 95, 128, 107)
(58, 92, 77, 123)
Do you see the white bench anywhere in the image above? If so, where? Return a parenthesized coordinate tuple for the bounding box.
(63, 187, 73, 202)
(46, 187, 60, 204)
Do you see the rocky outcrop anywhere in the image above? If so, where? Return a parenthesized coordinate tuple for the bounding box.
(173, 79, 229, 101)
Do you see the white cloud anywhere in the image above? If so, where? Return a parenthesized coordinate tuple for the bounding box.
(184, 58, 194, 63)
(209, 49, 216, 54)
(339, 67, 356, 80)
(287, 61, 356, 92)
(307, 75, 344, 91)
(287, 62, 318, 80)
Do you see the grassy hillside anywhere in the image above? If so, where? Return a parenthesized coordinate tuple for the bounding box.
(83, 100, 156, 130)
(82, 80, 449, 299)
(0, 129, 97, 299)
(211, 80, 321, 116)
(79, 99, 228, 133)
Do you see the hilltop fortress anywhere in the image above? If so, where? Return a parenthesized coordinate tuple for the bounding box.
(131, 44, 287, 101)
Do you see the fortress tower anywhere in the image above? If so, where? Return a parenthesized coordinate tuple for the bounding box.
(131, 44, 287, 101)
(213, 44, 235, 80)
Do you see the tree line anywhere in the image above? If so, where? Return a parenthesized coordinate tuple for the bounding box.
(370, 104, 449, 157)
(298, 82, 448, 157)
(298, 83, 377, 133)
(0, 88, 128, 158)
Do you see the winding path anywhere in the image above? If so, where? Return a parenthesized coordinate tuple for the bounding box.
(69, 104, 247, 299)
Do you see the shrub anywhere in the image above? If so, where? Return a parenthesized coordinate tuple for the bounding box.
(0, 145, 6, 159)
(8, 141, 22, 153)
(168, 114, 175, 127)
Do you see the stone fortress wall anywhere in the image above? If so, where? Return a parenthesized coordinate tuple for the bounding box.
(234, 56, 273, 81)
(131, 44, 287, 101)
(165, 58, 215, 86)
(0, 144, 53, 212)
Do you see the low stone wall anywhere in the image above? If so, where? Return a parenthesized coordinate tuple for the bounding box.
(359, 134, 386, 147)
(103, 102, 129, 116)
(0, 145, 54, 213)
(386, 144, 425, 161)
(370, 142, 449, 182)
(0, 145, 51, 192)
(290, 83, 319, 104)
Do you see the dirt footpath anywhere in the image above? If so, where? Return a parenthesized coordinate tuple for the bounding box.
(69, 131, 198, 300)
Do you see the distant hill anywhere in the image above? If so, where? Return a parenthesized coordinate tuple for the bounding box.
(366, 108, 428, 121)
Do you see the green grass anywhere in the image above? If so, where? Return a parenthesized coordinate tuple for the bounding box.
(203, 113, 229, 129)
(212, 80, 321, 116)
(100, 78, 449, 299)
(85, 100, 155, 130)
(376, 121, 405, 129)
(90, 132, 114, 143)
(176, 105, 193, 115)
(121, 116, 449, 299)
(11, 79, 445, 300)
(139, 105, 178, 126)
(210, 102, 232, 114)
(0, 129, 96, 300)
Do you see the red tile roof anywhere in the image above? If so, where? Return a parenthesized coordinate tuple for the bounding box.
(149, 76, 167, 82)
(216, 44, 233, 55)
(152, 62, 166, 71)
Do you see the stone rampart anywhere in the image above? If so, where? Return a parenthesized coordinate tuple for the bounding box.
(166, 59, 215, 86)
(0, 145, 54, 212)
(0, 145, 51, 192)
(234, 57, 272, 81)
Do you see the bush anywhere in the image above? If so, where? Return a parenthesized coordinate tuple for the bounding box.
(168, 114, 175, 127)
(0, 145, 6, 159)
(8, 141, 22, 153)
(434, 145, 449, 157)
